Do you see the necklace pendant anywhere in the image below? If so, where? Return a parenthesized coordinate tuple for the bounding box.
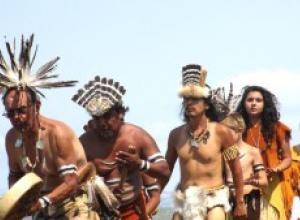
(190, 139, 199, 148)
(21, 156, 32, 171)
(21, 156, 28, 168)
(202, 131, 210, 144)
(15, 138, 23, 148)
(36, 140, 44, 150)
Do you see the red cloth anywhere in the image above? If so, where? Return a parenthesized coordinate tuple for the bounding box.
(120, 206, 140, 220)
(120, 192, 148, 220)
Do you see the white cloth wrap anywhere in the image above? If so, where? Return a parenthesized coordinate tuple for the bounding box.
(173, 185, 231, 220)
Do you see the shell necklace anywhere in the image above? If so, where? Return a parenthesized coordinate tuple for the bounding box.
(15, 129, 44, 172)
(188, 120, 210, 148)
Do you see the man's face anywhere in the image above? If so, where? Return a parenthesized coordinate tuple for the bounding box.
(4, 90, 37, 131)
(93, 110, 123, 139)
(183, 97, 208, 118)
(244, 91, 264, 118)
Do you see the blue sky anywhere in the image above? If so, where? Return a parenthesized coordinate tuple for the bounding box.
(1, 0, 300, 195)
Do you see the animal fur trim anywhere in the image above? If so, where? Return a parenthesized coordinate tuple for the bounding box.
(173, 185, 231, 220)
(178, 84, 210, 98)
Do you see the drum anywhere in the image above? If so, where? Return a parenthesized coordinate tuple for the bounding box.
(0, 172, 43, 220)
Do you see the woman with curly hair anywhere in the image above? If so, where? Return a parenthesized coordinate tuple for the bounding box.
(236, 85, 292, 220)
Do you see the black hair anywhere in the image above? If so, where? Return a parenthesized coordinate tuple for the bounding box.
(236, 85, 280, 144)
(94, 103, 129, 120)
(2, 87, 39, 105)
(181, 97, 220, 122)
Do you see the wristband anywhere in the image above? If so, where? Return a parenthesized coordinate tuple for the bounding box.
(38, 196, 52, 208)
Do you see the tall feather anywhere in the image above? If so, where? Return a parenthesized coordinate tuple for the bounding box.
(211, 83, 240, 119)
(199, 69, 207, 87)
(0, 34, 77, 96)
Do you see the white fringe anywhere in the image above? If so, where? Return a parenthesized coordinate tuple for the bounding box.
(173, 185, 231, 220)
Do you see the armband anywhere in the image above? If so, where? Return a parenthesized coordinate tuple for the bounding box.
(223, 145, 239, 161)
(58, 164, 78, 177)
(147, 152, 166, 163)
(139, 160, 150, 171)
(253, 164, 265, 173)
(145, 183, 160, 191)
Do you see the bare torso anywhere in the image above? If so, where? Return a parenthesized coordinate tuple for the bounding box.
(172, 122, 225, 190)
(6, 116, 87, 191)
(225, 143, 258, 195)
(80, 123, 149, 206)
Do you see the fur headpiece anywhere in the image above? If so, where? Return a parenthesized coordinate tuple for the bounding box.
(72, 76, 126, 116)
(178, 64, 210, 98)
(0, 34, 77, 97)
(211, 83, 241, 120)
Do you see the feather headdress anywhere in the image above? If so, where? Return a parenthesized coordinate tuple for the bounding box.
(178, 64, 210, 98)
(72, 76, 126, 116)
(0, 34, 77, 97)
(211, 82, 241, 120)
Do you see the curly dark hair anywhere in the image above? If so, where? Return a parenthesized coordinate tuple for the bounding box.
(111, 103, 129, 115)
(181, 97, 220, 122)
(236, 85, 280, 145)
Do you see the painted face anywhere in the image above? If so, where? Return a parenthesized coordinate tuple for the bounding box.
(93, 110, 123, 139)
(244, 91, 264, 118)
(183, 97, 208, 118)
(4, 90, 37, 131)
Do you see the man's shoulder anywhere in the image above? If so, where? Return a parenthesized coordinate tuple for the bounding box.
(169, 124, 185, 136)
(213, 121, 230, 135)
(5, 128, 18, 150)
(121, 123, 150, 136)
(6, 127, 17, 139)
(42, 116, 74, 138)
(122, 123, 143, 131)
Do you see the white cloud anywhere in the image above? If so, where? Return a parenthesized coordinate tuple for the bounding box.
(217, 69, 300, 144)
(220, 69, 300, 98)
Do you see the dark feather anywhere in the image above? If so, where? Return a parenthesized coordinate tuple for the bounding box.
(35, 80, 78, 88)
(113, 81, 119, 89)
(101, 78, 107, 84)
(30, 87, 45, 98)
(35, 57, 60, 79)
(5, 41, 18, 72)
(30, 45, 38, 68)
(0, 51, 8, 72)
(95, 76, 100, 81)
(108, 79, 113, 85)
(226, 82, 233, 105)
